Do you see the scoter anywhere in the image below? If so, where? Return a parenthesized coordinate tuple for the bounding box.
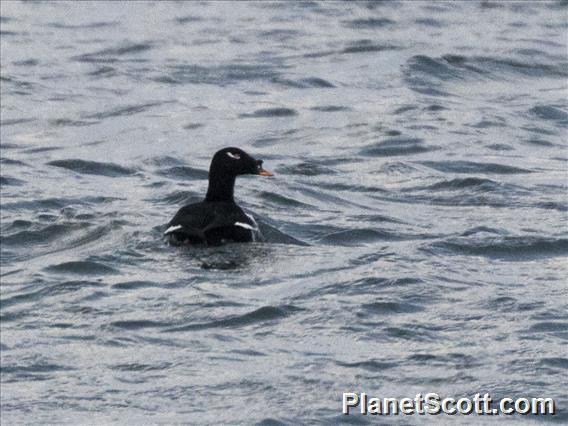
(164, 147, 273, 245)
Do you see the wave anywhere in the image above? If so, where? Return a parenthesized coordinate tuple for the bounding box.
(419, 160, 532, 174)
(49, 118, 99, 127)
(154, 63, 282, 86)
(1, 157, 28, 166)
(416, 177, 527, 194)
(529, 105, 568, 123)
(425, 177, 503, 190)
(460, 226, 507, 236)
(155, 166, 208, 181)
(303, 40, 400, 58)
(163, 305, 301, 332)
(112, 280, 169, 290)
(1, 223, 88, 247)
(336, 359, 398, 371)
(343, 18, 395, 29)
(72, 42, 154, 63)
(524, 138, 554, 147)
(47, 159, 136, 177)
(256, 220, 309, 246)
(426, 236, 568, 260)
(341, 39, 400, 54)
(45, 260, 118, 275)
(1, 218, 120, 264)
(408, 54, 568, 80)
(0, 118, 35, 126)
(174, 15, 203, 24)
(317, 228, 407, 246)
(361, 137, 438, 157)
(109, 320, 170, 330)
(143, 156, 187, 168)
(359, 301, 424, 315)
(273, 77, 335, 88)
(258, 191, 312, 208)
(48, 21, 118, 30)
(86, 66, 117, 77)
(2, 362, 71, 376)
(83, 101, 172, 120)
(2, 196, 122, 211)
(277, 162, 337, 176)
(0, 176, 25, 187)
(535, 201, 568, 212)
(150, 190, 201, 205)
(239, 108, 298, 118)
(309, 105, 350, 112)
(1, 280, 104, 309)
(404, 54, 568, 95)
(12, 59, 39, 67)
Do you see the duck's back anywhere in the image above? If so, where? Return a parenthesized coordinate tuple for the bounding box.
(164, 201, 260, 245)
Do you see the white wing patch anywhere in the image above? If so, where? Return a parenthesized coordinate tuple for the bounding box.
(227, 152, 241, 160)
(234, 222, 255, 230)
(164, 225, 183, 235)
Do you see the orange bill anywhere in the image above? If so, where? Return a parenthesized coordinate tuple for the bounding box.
(258, 168, 274, 177)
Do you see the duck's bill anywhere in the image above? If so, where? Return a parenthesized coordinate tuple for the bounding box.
(258, 168, 273, 177)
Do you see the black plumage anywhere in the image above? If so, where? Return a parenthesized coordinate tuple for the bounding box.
(164, 147, 273, 245)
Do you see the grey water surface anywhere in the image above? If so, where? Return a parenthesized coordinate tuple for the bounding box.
(1, 1, 567, 424)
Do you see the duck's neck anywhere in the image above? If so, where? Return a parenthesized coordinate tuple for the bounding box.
(205, 172, 236, 202)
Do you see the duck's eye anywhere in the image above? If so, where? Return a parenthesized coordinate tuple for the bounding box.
(227, 152, 241, 160)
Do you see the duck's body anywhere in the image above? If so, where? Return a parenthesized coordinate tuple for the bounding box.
(165, 200, 260, 245)
(165, 147, 271, 245)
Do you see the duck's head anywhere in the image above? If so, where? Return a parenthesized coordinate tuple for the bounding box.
(210, 147, 273, 177)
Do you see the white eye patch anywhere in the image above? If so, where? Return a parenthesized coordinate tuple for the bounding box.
(227, 152, 241, 160)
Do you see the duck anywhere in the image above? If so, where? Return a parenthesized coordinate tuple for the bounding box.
(164, 147, 273, 245)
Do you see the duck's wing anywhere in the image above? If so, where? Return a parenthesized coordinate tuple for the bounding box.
(164, 202, 210, 243)
(201, 205, 260, 244)
(203, 206, 258, 233)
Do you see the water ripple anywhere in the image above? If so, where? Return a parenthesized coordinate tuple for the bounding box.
(418, 160, 532, 174)
(164, 305, 302, 332)
(72, 42, 154, 63)
(426, 236, 568, 260)
(47, 159, 136, 177)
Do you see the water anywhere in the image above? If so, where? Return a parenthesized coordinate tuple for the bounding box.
(1, 1, 567, 424)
